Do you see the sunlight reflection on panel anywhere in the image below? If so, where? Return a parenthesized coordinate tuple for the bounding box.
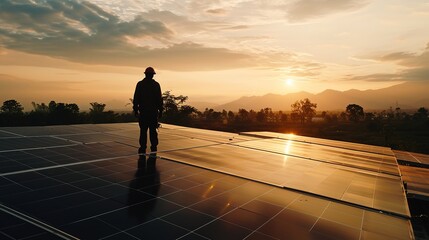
(283, 140, 292, 167)
(202, 183, 215, 198)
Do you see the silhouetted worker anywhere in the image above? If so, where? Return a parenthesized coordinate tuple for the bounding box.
(133, 67, 163, 154)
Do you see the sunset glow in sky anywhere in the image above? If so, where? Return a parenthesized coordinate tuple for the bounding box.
(1, 0, 428, 110)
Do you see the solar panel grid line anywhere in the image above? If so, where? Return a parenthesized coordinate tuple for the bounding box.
(398, 151, 419, 163)
(362, 211, 415, 240)
(0, 142, 79, 154)
(308, 200, 331, 233)
(18, 148, 74, 173)
(284, 180, 410, 221)
(0, 135, 87, 143)
(156, 181, 286, 239)
(239, 132, 394, 157)
(158, 142, 226, 151)
(230, 142, 400, 177)
(398, 165, 429, 200)
(185, 206, 273, 239)
(165, 132, 233, 143)
(2, 179, 134, 230)
(161, 128, 256, 144)
(4, 158, 206, 223)
(230, 139, 400, 176)
(2, 174, 34, 194)
(395, 150, 429, 167)
(49, 135, 91, 145)
(0, 153, 139, 177)
(58, 132, 140, 146)
(245, 194, 339, 239)
(230, 143, 399, 180)
(0, 129, 25, 138)
(0, 203, 79, 240)
(296, 138, 393, 157)
(159, 155, 284, 188)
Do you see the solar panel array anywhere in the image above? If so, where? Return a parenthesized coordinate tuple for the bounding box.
(394, 150, 429, 166)
(0, 123, 414, 239)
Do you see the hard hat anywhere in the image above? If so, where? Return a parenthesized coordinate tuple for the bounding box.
(144, 67, 156, 74)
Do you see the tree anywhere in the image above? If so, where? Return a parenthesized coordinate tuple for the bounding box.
(161, 91, 198, 124)
(90, 102, 106, 113)
(46, 101, 81, 124)
(227, 111, 235, 122)
(0, 99, 24, 126)
(291, 98, 317, 123)
(89, 102, 112, 123)
(256, 109, 266, 122)
(203, 108, 222, 122)
(413, 107, 428, 120)
(162, 91, 186, 121)
(346, 104, 364, 122)
(279, 111, 288, 123)
(32, 102, 49, 112)
(236, 108, 250, 122)
(1, 99, 23, 114)
(28, 102, 50, 125)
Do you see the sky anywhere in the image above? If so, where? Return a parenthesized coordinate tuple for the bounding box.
(0, 0, 428, 110)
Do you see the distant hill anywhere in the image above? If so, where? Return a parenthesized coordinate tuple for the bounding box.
(214, 81, 429, 111)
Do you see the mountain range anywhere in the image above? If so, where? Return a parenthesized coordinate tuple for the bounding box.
(206, 81, 428, 111)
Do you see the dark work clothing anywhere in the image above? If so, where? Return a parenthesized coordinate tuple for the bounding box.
(133, 78, 163, 113)
(133, 78, 163, 152)
(138, 110, 158, 152)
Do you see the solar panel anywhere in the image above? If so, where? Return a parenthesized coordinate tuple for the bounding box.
(0, 123, 414, 239)
(160, 144, 409, 217)
(0, 142, 137, 175)
(0, 130, 21, 138)
(241, 131, 394, 156)
(233, 138, 399, 176)
(394, 150, 429, 166)
(399, 165, 429, 199)
(0, 125, 93, 137)
(0, 137, 77, 152)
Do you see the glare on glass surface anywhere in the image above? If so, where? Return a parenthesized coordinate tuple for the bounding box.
(283, 140, 292, 166)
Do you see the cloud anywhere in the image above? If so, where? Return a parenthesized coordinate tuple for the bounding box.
(285, 0, 370, 22)
(221, 25, 249, 30)
(0, 0, 327, 73)
(0, 0, 254, 71)
(349, 43, 429, 82)
(206, 8, 228, 15)
(376, 43, 429, 68)
(137, 42, 253, 71)
(139, 9, 248, 33)
(347, 73, 398, 82)
(139, 10, 206, 32)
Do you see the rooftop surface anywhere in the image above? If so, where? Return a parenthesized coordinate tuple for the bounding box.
(0, 123, 418, 239)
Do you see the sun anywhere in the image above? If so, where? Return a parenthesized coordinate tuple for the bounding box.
(285, 78, 294, 86)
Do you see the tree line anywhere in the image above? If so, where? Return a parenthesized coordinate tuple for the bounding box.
(0, 100, 134, 126)
(1, 91, 428, 153)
